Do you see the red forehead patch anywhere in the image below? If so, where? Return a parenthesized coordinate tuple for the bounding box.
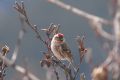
(57, 33, 64, 37)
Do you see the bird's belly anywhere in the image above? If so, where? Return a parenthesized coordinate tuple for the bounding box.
(51, 46, 65, 60)
(53, 50, 65, 60)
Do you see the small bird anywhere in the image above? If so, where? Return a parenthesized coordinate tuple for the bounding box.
(51, 33, 76, 71)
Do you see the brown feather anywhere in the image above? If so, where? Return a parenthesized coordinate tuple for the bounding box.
(60, 42, 73, 62)
(55, 45, 65, 59)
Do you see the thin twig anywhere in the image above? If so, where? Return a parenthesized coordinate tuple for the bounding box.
(73, 68, 80, 80)
(52, 60, 73, 80)
(89, 20, 114, 41)
(14, 1, 51, 51)
(53, 66, 59, 80)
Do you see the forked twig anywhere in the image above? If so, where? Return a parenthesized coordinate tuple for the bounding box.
(76, 36, 87, 64)
(13, 1, 46, 46)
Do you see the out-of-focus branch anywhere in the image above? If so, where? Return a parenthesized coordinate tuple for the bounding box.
(11, 14, 26, 63)
(48, 0, 111, 25)
(105, 0, 120, 63)
(113, 0, 120, 53)
(13, 1, 47, 47)
(100, 1, 120, 79)
(89, 20, 114, 41)
(102, 51, 113, 67)
(0, 53, 40, 80)
(48, 0, 114, 41)
(10, 1, 43, 80)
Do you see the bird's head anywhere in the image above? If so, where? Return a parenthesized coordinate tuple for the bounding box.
(53, 33, 64, 43)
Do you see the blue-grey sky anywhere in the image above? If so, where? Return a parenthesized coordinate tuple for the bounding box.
(0, 0, 110, 80)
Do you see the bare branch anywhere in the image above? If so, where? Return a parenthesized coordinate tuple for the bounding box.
(76, 35, 87, 64)
(80, 73, 86, 80)
(112, 0, 120, 53)
(53, 66, 59, 80)
(48, 0, 114, 41)
(11, 14, 26, 63)
(89, 20, 114, 41)
(14, 1, 51, 51)
(48, 0, 111, 25)
(0, 53, 40, 80)
(52, 59, 74, 80)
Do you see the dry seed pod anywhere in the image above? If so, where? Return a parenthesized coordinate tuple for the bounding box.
(91, 66, 108, 80)
(1, 45, 10, 56)
(76, 35, 87, 63)
(80, 73, 86, 80)
(40, 53, 52, 68)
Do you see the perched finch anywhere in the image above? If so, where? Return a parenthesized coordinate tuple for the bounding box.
(51, 33, 76, 71)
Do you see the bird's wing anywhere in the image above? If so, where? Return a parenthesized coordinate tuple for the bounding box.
(60, 42, 73, 61)
(55, 44, 65, 58)
(60, 42, 71, 53)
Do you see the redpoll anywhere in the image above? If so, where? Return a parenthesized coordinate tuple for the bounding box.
(51, 33, 76, 71)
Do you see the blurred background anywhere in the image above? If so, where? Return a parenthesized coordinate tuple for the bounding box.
(0, 0, 111, 80)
